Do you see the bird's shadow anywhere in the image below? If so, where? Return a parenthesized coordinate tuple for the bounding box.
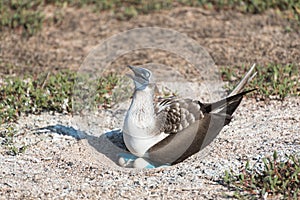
(35, 124, 129, 165)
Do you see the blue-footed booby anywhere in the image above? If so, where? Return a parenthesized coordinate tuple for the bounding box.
(120, 64, 256, 168)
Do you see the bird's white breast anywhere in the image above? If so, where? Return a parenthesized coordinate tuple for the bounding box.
(123, 92, 168, 157)
(123, 132, 168, 157)
(123, 108, 168, 157)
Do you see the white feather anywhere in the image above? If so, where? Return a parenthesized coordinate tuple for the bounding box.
(123, 86, 168, 157)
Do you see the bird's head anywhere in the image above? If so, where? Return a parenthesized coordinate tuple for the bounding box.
(127, 65, 152, 90)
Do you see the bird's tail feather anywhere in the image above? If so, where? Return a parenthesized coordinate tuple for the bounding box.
(229, 64, 257, 96)
(200, 64, 257, 115)
(201, 89, 256, 115)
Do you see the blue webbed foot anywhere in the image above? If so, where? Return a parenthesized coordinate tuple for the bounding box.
(133, 158, 156, 169)
(118, 153, 171, 169)
(117, 153, 138, 168)
(133, 158, 171, 169)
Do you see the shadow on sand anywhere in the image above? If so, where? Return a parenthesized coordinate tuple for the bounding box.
(35, 125, 129, 166)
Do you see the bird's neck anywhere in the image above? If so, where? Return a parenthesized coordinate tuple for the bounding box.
(130, 86, 155, 116)
(125, 85, 156, 132)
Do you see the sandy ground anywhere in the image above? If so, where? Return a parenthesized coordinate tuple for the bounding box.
(0, 96, 299, 199)
(0, 5, 300, 200)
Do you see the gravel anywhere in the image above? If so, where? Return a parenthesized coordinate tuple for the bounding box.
(1, 96, 299, 199)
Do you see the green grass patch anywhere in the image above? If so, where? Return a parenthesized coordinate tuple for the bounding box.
(0, 0, 44, 36)
(221, 64, 300, 100)
(1, 63, 298, 123)
(0, 124, 27, 155)
(223, 151, 300, 199)
(0, 70, 122, 155)
(0, 70, 121, 124)
(1, 0, 299, 35)
(195, 0, 300, 15)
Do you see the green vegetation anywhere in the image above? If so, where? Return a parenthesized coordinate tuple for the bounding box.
(0, 124, 27, 155)
(1, 0, 299, 35)
(0, 0, 44, 36)
(0, 70, 75, 123)
(95, 73, 120, 107)
(0, 70, 121, 124)
(195, 0, 300, 15)
(221, 64, 300, 100)
(0, 64, 298, 123)
(223, 151, 300, 199)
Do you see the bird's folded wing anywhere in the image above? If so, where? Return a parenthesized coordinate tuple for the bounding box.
(149, 111, 232, 164)
(148, 90, 254, 164)
(155, 98, 205, 134)
(155, 89, 252, 135)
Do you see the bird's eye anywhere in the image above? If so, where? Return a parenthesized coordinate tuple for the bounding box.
(145, 71, 150, 78)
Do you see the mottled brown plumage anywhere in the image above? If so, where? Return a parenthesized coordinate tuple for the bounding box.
(122, 64, 256, 168)
(148, 89, 254, 165)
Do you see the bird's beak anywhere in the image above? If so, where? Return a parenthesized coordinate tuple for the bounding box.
(127, 65, 151, 89)
(128, 65, 151, 79)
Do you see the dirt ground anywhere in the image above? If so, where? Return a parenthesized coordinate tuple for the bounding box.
(0, 6, 299, 76)
(0, 6, 300, 200)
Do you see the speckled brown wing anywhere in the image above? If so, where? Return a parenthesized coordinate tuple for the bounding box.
(149, 98, 210, 164)
(147, 90, 254, 165)
(155, 98, 205, 135)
